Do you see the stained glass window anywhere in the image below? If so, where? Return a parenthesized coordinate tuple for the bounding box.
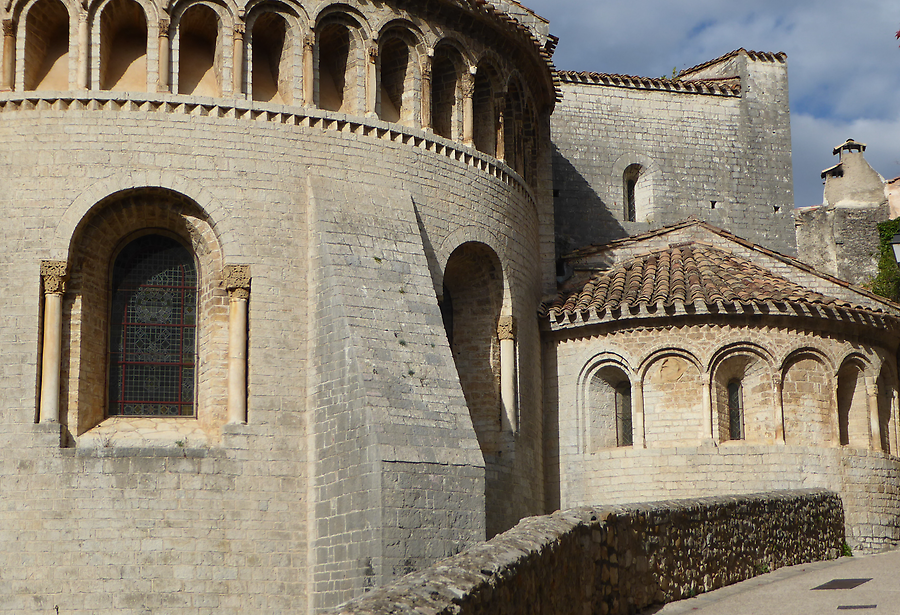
(108, 235, 197, 417)
(728, 380, 743, 440)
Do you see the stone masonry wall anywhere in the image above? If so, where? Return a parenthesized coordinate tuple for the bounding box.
(795, 201, 890, 287)
(328, 490, 844, 615)
(0, 93, 546, 613)
(552, 56, 794, 255)
(544, 319, 900, 553)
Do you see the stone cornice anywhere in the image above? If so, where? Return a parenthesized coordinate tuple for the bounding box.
(0, 92, 536, 209)
(557, 71, 741, 97)
(543, 298, 900, 334)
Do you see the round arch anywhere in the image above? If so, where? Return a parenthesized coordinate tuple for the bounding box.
(708, 341, 776, 374)
(15, 0, 74, 91)
(708, 342, 776, 443)
(430, 36, 475, 72)
(436, 225, 511, 313)
(780, 347, 836, 447)
(52, 172, 235, 263)
(62, 187, 229, 437)
(638, 346, 703, 380)
(312, 2, 371, 39)
(170, 0, 232, 97)
(577, 352, 636, 453)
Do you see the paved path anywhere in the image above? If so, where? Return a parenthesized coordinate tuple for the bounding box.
(648, 549, 900, 614)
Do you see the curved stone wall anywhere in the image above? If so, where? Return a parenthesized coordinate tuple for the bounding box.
(545, 318, 900, 552)
(0, 67, 548, 611)
(0, 0, 554, 180)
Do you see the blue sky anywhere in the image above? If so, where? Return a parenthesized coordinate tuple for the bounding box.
(524, 0, 900, 208)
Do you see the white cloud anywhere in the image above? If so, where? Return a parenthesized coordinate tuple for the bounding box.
(524, 0, 900, 208)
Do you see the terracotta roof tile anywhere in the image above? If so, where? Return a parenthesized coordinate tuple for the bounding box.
(556, 71, 740, 96)
(544, 243, 861, 320)
(677, 48, 786, 79)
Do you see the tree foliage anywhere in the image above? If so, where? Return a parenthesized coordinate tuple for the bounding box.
(869, 218, 900, 302)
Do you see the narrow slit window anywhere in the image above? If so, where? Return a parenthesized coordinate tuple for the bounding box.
(623, 163, 643, 222)
(727, 379, 743, 440)
(108, 235, 198, 416)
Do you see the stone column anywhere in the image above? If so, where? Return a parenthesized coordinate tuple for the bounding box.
(365, 41, 377, 117)
(773, 375, 785, 444)
(302, 32, 314, 106)
(1, 20, 15, 91)
(77, 13, 89, 89)
(233, 23, 245, 96)
(461, 71, 475, 146)
(420, 55, 432, 132)
(631, 377, 645, 448)
(830, 383, 841, 446)
(701, 373, 714, 444)
(39, 261, 68, 424)
(498, 316, 516, 432)
(158, 19, 170, 92)
(866, 376, 882, 451)
(225, 265, 250, 424)
(495, 94, 506, 161)
(892, 390, 900, 455)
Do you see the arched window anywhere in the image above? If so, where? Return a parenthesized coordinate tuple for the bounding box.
(108, 234, 198, 416)
(99, 0, 148, 91)
(177, 4, 221, 97)
(378, 36, 413, 123)
(317, 21, 357, 113)
(472, 64, 498, 155)
(623, 164, 642, 222)
(251, 12, 291, 103)
(727, 379, 743, 440)
(24, 0, 70, 91)
(837, 361, 868, 447)
(586, 366, 632, 450)
(431, 45, 462, 139)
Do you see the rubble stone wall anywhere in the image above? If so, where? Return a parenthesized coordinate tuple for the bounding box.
(330, 490, 844, 615)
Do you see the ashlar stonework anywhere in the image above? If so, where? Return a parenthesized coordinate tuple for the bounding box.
(0, 0, 898, 613)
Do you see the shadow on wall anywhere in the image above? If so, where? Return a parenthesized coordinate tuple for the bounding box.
(551, 143, 628, 257)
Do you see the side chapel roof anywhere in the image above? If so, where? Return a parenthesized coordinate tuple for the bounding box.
(543, 219, 900, 331)
(545, 243, 850, 316)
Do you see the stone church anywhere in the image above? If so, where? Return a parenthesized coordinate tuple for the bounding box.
(0, 0, 897, 612)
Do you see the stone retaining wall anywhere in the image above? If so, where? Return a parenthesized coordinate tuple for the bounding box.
(330, 490, 844, 615)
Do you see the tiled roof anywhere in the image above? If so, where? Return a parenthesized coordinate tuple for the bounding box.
(557, 71, 740, 96)
(561, 217, 899, 313)
(677, 48, 786, 79)
(544, 242, 871, 321)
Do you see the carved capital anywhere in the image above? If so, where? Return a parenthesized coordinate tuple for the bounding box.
(40, 260, 68, 295)
(368, 43, 378, 63)
(230, 287, 250, 300)
(497, 315, 516, 341)
(224, 264, 250, 299)
(233, 22, 246, 37)
(460, 73, 475, 98)
(2, 20, 15, 38)
(303, 33, 315, 50)
(420, 59, 432, 81)
(158, 18, 170, 37)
